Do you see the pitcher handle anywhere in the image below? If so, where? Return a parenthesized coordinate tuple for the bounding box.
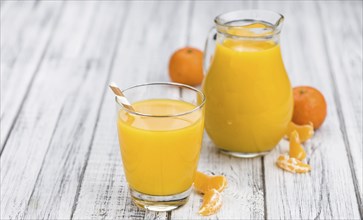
(203, 27, 217, 75)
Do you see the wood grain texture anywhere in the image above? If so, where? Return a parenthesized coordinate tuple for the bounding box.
(317, 1, 363, 216)
(259, 1, 361, 219)
(0, 0, 17, 19)
(172, 1, 265, 219)
(1, 1, 127, 219)
(0, 1, 362, 220)
(0, 1, 63, 153)
(71, 1, 190, 219)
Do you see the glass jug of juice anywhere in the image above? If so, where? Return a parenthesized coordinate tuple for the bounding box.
(203, 10, 293, 158)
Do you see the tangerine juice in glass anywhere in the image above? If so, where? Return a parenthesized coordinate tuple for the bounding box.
(115, 83, 205, 211)
(203, 10, 293, 157)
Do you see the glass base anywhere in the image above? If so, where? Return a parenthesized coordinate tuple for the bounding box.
(130, 187, 191, 212)
(219, 149, 271, 158)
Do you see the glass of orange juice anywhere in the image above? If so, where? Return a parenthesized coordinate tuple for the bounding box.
(203, 10, 293, 158)
(115, 82, 205, 211)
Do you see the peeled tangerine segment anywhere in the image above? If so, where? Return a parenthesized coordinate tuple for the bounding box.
(289, 130, 306, 160)
(198, 189, 222, 216)
(194, 171, 227, 194)
(276, 154, 311, 173)
(286, 121, 314, 143)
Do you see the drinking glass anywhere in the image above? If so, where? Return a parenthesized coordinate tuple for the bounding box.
(115, 82, 205, 211)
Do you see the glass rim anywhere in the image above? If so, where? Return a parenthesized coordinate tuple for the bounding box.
(214, 9, 284, 38)
(114, 82, 206, 118)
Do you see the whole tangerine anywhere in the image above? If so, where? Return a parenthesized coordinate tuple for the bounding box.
(292, 86, 327, 129)
(169, 47, 204, 86)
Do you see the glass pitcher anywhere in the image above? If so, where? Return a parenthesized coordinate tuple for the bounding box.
(203, 10, 293, 158)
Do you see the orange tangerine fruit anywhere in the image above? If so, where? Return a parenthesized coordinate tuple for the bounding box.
(286, 121, 314, 143)
(169, 47, 204, 86)
(293, 86, 327, 129)
(194, 171, 227, 194)
(198, 189, 222, 216)
(276, 154, 311, 173)
(289, 130, 306, 160)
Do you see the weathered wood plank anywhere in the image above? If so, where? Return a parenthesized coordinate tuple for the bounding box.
(0, 1, 63, 153)
(1, 1, 128, 219)
(317, 1, 363, 216)
(0, 0, 15, 18)
(0, 0, 35, 20)
(1, 1, 361, 219)
(171, 1, 265, 219)
(259, 1, 361, 219)
(71, 1, 191, 219)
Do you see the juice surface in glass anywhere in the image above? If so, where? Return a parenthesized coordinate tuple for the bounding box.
(203, 22, 293, 154)
(117, 99, 204, 196)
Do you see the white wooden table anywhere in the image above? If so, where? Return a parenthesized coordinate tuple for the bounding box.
(1, 1, 362, 219)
